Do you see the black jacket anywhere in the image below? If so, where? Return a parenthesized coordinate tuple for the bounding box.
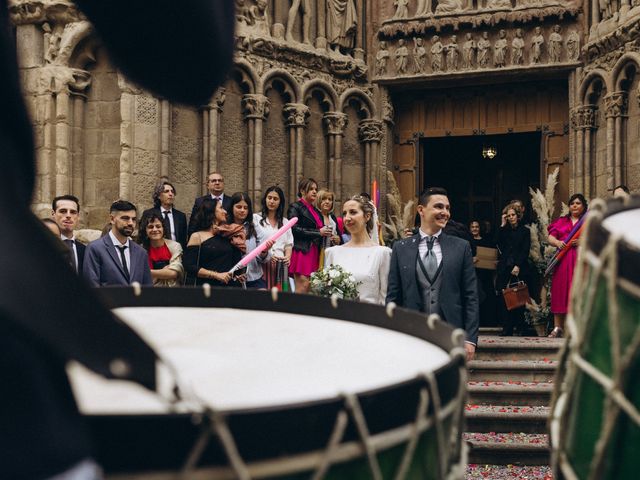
(496, 223, 531, 287)
(287, 201, 324, 254)
(188, 194, 233, 238)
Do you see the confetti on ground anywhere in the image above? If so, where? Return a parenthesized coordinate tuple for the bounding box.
(466, 464, 553, 479)
(465, 405, 549, 415)
(464, 432, 549, 446)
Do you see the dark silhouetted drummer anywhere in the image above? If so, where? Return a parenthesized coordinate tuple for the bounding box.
(0, 1, 235, 478)
(386, 187, 479, 361)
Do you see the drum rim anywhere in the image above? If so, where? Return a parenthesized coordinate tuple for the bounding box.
(585, 195, 640, 288)
(94, 286, 465, 415)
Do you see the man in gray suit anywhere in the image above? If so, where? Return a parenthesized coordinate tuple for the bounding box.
(84, 200, 152, 286)
(386, 187, 479, 361)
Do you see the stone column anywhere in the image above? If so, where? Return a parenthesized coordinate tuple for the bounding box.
(571, 105, 597, 196)
(604, 92, 628, 190)
(316, 0, 327, 49)
(323, 112, 348, 200)
(591, 0, 600, 27)
(621, 0, 631, 19)
(243, 94, 271, 204)
(284, 103, 311, 202)
(358, 119, 384, 191)
(201, 88, 225, 194)
(160, 100, 171, 177)
(117, 75, 141, 201)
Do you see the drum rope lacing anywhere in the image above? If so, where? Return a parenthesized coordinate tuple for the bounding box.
(552, 198, 640, 480)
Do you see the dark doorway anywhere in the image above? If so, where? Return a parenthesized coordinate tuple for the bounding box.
(422, 132, 541, 235)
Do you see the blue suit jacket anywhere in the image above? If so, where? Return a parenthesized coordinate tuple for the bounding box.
(386, 232, 479, 345)
(83, 235, 152, 287)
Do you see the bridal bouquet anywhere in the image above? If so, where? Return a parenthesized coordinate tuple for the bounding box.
(310, 265, 361, 300)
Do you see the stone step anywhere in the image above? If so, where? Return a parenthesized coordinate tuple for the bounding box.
(479, 327, 502, 335)
(465, 405, 550, 434)
(475, 336, 564, 362)
(464, 432, 550, 466)
(465, 464, 552, 479)
(468, 360, 558, 382)
(467, 381, 553, 406)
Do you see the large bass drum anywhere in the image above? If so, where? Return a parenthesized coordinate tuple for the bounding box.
(551, 195, 640, 479)
(70, 287, 468, 479)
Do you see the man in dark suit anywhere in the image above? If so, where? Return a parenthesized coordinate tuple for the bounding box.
(387, 187, 479, 361)
(143, 180, 188, 249)
(188, 172, 233, 236)
(51, 195, 86, 274)
(84, 200, 152, 286)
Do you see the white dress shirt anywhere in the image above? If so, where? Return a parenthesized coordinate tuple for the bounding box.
(108, 231, 131, 271)
(161, 207, 176, 241)
(418, 228, 443, 265)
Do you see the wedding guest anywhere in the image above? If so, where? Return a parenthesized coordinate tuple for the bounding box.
(316, 189, 342, 267)
(184, 197, 245, 287)
(547, 194, 588, 338)
(496, 203, 531, 336)
(138, 211, 184, 286)
(287, 178, 332, 293)
(255, 186, 293, 289)
(324, 196, 391, 304)
(229, 192, 270, 289)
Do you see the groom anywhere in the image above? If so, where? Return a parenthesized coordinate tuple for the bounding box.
(386, 187, 479, 361)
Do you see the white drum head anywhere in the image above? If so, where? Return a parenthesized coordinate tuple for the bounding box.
(602, 209, 640, 248)
(69, 307, 450, 414)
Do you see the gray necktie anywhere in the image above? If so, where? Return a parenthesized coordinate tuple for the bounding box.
(424, 236, 437, 279)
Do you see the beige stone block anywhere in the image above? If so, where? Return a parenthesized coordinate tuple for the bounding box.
(134, 124, 161, 150)
(97, 101, 121, 128)
(96, 179, 119, 205)
(56, 125, 70, 149)
(84, 102, 98, 128)
(85, 130, 101, 155)
(95, 156, 120, 179)
(94, 72, 122, 102)
(102, 129, 121, 154)
(55, 149, 70, 175)
(16, 25, 44, 69)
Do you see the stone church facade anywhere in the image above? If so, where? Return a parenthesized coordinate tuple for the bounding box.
(8, 0, 640, 228)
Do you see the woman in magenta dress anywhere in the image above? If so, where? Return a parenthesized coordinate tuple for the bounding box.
(287, 178, 333, 293)
(547, 193, 588, 338)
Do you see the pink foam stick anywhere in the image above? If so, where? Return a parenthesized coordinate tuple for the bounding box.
(229, 217, 299, 273)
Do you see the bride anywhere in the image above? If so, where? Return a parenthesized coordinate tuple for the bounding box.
(324, 195, 391, 304)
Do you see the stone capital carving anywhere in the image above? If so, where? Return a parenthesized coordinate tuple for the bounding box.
(570, 105, 597, 130)
(37, 65, 90, 94)
(283, 103, 310, 127)
(604, 92, 628, 118)
(242, 94, 270, 120)
(212, 87, 226, 112)
(117, 72, 143, 95)
(358, 119, 384, 143)
(323, 112, 349, 135)
(9, 0, 84, 25)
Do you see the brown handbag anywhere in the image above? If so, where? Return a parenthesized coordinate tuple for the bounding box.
(502, 277, 531, 311)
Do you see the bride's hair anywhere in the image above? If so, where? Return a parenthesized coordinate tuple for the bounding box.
(348, 195, 375, 234)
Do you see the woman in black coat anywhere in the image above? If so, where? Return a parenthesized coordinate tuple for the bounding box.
(286, 178, 333, 293)
(496, 203, 531, 336)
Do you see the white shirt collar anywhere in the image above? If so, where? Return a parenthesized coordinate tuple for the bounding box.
(108, 230, 130, 248)
(418, 228, 442, 240)
(161, 207, 172, 214)
(60, 234, 76, 242)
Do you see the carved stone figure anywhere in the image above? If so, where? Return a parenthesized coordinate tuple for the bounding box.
(517, 0, 542, 6)
(393, 0, 410, 19)
(286, 0, 312, 45)
(446, 35, 460, 71)
(477, 31, 491, 68)
(236, 0, 251, 26)
(494, 29, 508, 68)
(413, 37, 428, 73)
(548, 25, 562, 63)
(486, 0, 513, 8)
(416, 0, 433, 16)
(462, 33, 476, 69)
(531, 26, 544, 64)
(566, 30, 580, 61)
(599, 0, 615, 20)
(395, 39, 409, 74)
(327, 0, 358, 52)
(249, 0, 271, 37)
(42, 22, 61, 64)
(435, 0, 464, 14)
(431, 35, 444, 72)
(512, 28, 525, 65)
(376, 41, 391, 75)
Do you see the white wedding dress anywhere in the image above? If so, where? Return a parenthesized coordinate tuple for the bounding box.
(324, 245, 392, 305)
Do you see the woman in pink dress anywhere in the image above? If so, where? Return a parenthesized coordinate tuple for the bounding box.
(547, 193, 588, 338)
(287, 178, 333, 293)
